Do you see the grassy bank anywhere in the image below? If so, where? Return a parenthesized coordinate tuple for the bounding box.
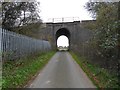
(70, 52, 119, 89)
(2, 51, 55, 88)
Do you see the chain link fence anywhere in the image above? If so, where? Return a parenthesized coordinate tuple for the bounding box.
(0, 28, 51, 61)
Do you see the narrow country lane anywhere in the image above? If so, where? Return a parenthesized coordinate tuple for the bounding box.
(28, 52, 96, 88)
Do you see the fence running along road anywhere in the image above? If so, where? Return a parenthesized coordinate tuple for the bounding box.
(0, 28, 51, 61)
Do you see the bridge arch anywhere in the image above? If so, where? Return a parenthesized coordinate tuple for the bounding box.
(55, 28, 71, 50)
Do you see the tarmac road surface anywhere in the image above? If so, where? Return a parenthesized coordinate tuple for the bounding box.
(28, 51, 96, 88)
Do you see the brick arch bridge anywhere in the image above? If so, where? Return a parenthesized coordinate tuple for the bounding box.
(55, 28, 70, 49)
(38, 21, 93, 50)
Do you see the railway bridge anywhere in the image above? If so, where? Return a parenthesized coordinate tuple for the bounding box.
(39, 20, 93, 50)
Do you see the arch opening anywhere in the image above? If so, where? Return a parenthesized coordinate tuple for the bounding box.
(57, 35, 69, 51)
(55, 28, 70, 51)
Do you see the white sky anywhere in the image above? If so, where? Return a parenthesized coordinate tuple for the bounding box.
(57, 35, 69, 47)
(37, 0, 93, 22)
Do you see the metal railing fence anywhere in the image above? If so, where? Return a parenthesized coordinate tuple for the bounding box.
(0, 28, 51, 61)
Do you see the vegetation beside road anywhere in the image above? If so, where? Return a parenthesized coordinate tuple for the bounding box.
(2, 51, 55, 88)
(70, 52, 119, 88)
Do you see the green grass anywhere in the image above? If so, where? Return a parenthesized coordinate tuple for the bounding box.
(2, 51, 55, 88)
(70, 52, 119, 89)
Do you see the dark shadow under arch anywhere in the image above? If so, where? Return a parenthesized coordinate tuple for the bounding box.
(56, 28, 71, 50)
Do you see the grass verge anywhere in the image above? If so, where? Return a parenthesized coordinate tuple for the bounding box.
(2, 51, 55, 88)
(70, 52, 119, 89)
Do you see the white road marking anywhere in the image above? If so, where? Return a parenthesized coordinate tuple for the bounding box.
(30, 84, 34, 87)
(45, 80, 51, 84)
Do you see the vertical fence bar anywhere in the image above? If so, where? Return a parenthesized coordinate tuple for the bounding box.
(0, 27, 2, 89)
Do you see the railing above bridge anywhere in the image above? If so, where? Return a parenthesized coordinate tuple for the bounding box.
(46, 17, 80, 23)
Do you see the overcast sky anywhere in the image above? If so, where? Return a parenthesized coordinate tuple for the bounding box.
(57, 35, 69, 47)
(37, 0, 93, 22)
